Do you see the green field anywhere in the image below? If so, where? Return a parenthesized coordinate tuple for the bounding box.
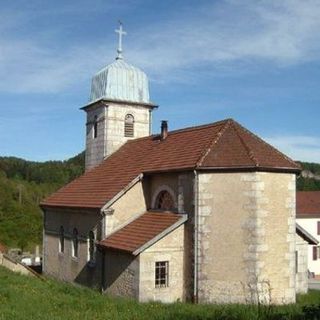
(0, 267, 320, 319)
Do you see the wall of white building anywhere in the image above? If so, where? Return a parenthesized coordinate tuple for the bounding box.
(296, 217, 320, 275)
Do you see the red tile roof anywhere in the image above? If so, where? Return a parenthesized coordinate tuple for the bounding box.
(98, 211, 186, 254)
(41, 119, 300, 209)
(297, 191, 320, 217)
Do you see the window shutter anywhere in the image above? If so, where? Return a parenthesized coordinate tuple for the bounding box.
(318, 221, 320, 235)
(313, 246, 318, 260)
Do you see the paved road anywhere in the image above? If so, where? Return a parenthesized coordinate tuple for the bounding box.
(309, 279, 320, 290)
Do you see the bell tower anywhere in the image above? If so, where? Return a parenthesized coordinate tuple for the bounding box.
(82, 22, 157, 171)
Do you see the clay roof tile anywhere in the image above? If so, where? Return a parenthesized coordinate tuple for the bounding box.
(41, 119, 300, 209)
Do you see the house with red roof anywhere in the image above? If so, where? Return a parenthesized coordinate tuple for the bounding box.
(296, 191, 320, 276)
(41, 24, 303, 304)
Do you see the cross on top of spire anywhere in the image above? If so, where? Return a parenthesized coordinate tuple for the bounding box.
(115, 21, 127, 60)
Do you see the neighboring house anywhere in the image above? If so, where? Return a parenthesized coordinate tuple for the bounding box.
(296, 223, 318, 293)
(41, 24, 302, 304)
(296, 191, 320, 276)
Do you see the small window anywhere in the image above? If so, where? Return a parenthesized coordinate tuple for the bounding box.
(59, 226, 64, 253)
(313, 246, 317, 261)
(155, 261, 169, 288)
(93, 116, 98, 139)
(124, 114, 134, 137)
(155, 190, 175, 211)
(295, 250, 298, 274)
(317, 221, 320, 235)
(72, 228, 79, 258)
(88, 231, 95, 262)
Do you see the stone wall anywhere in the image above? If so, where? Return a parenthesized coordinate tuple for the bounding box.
(295, 233, 309, 294)
(197, 172, 296, 304)
(0, 253, 37, 277)
(146, 172, 195, 300)
(105, 181, 147, 236)
(139, 224, 185, 302)
(85, 102, 151, 170)
(104, 250, 139, 299)
(43, 208, 102, 288)
(85, 104, 107, 170)
(106, 103, 150, 156)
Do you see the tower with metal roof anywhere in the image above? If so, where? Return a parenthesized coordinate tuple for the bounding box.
(82, 22, 157, 170)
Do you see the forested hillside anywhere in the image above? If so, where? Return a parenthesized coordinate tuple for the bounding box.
(0, 153, 319, 251)
(297, 161, 320, 191)
(0, 152, 84, 250)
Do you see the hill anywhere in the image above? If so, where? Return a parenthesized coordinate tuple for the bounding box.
(0, 266, 319, 319)
(0, 153, 319, 251)
(0, 152, 85, 250)
(297, 161, 320, 191)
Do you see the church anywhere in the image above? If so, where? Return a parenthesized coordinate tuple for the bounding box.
(41, 24, 303, 304)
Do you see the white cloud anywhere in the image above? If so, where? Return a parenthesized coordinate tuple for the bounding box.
(129, 0, 320, 76)
(265, 135, 320, 163)
(1, 0, 320, 93)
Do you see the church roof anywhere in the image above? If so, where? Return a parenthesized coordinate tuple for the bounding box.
(89, 59, 150, 104)
(98, 211, 187, 255)
(41, 118, 300, 210)
(296, 191, 320, 218)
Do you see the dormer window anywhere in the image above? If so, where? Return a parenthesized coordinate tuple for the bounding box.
(124, 114, 134, 137)
(93, 116, 98, 139)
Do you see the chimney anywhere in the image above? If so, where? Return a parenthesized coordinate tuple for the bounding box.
(161, 120, 168, 140)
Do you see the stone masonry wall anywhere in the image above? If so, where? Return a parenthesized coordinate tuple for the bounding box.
(295, 233, 309, 294)
(85, 104, 107, 170)
(104, 251, 139, 299)
(197, 172, 296, 304)
(85, 102, 151, 170)
(43, 208, 102, 288)
(139, 224, 185, 302)
(105, 181, 147, 236)
(147, 172, 195, 300)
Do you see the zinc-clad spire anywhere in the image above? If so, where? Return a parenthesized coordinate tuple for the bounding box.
(89, 22, 150, 104)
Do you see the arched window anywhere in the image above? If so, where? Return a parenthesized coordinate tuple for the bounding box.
(155, 190, 175, 211)
(124, 114, 134, 137)
(59, 226, 64, 253)
(93, 115, 98, 139)
(88, 231, 95, 262)
(72, 228, 79, 258)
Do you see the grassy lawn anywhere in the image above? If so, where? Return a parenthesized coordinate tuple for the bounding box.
(0, 267, 319, 320)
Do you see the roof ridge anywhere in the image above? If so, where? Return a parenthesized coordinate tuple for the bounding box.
(166, 118, 232, 135)
(232, 120, 300, 169)
(196, 119, 233, 167)
(123, 118, 233, 144)
(230, 121, 259, 167)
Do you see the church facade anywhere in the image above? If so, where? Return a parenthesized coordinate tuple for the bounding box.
(41, 25, 302, 304)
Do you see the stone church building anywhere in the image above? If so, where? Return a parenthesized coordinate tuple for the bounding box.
(41, 25, 303, 304)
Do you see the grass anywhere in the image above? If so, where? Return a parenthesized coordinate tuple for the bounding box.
(0, 267, 319, 320)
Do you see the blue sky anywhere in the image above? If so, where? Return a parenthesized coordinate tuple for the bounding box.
(1, 0, 320, 162)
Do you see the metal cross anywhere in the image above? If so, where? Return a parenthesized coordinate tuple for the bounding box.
(115, 21, 127, 60)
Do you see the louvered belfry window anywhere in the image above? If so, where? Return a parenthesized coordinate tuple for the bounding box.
(124, 114, 134, 137)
